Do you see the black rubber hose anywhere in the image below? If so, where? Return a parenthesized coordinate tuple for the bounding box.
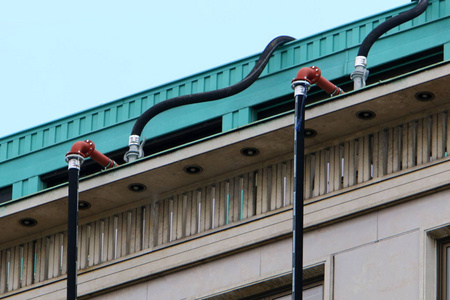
(67, 167, 79, 300)
(358, 0, 428, 57)
(131, 35, 295, 137)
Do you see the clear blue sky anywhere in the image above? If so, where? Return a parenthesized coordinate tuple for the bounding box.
(0, 0, 409, 138)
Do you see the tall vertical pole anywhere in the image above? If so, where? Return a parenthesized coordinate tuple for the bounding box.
(66, 154, 83, 300)
(291, 81, 310, 300)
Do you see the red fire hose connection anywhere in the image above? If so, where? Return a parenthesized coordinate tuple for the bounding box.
(65, 139, 117, 300)
(290, 65, 342, 300)
(65, 140, 117, 169)
(292, 66, 344, 96)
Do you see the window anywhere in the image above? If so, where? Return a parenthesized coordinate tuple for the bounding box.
(244, 280, 323, 300)
(217, 264, 325, 299)
(439, 238, 450, 300)
(303, 282, 324, 300)
(271, 293, 291, 300)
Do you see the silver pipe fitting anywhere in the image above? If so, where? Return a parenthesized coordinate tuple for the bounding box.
(351, 56, 369, 90)
(124, 135, 144, 163)
(354, 56, 368, 68)
(291, 80, 311, 97)
(65, 154, 84, 170)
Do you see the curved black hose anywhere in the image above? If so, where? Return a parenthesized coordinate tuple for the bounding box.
(131, 35, 295, 137)
(358, 0, 428, 57)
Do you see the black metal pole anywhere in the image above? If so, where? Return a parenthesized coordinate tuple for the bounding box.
(66, 155, 83, 300)
(291, 81, 309, 300)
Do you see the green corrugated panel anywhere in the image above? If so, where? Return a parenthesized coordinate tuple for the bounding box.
(0, 0, 449, 199)
(12, 176, 42, 199)
(222, 108, 256, 132)
(445, 42, 450, 59)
